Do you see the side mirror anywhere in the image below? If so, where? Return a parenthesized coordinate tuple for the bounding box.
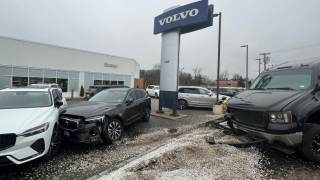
(55, 100, 63, 108)
(126, 98, 134, 105)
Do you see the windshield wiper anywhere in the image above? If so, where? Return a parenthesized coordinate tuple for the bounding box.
(266, 87, 295, 90)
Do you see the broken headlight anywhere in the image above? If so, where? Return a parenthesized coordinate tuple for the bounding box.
(269, 111, 292, 123)
(85, 116, 105, 123)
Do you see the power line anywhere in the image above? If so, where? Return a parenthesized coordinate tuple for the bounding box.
(270, 43, 320, 53)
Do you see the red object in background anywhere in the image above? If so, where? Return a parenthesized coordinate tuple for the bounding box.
(94, 93, 97, 95)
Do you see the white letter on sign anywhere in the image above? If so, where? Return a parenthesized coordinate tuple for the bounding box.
(166, 16, 173, 23)
(179, 10, 190, 19)
(158, 19, 166, 26)
(173, 14, 180, 21)
(189, 9, 199, 17)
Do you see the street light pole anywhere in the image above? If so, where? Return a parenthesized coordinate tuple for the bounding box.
(213, 12, 221, 103)
(255, 59, 261, 74)
(241, 45, 248, 89)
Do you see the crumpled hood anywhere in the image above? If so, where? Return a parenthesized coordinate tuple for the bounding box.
(227, 90, 306, 111)
(61, 101, 119, 118)
(0, 107, 54, 134)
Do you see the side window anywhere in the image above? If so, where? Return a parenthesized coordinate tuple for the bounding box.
(135, 90, 143, 99)
(148, 86, 153, 89)
(220, 88, 226, 92)
(140, 90, 147, 97)
(211, 88, 217, 91)
(199, 89, 209, 95)
(178, 88, 184, 93)
(55, 90, 62, 100)
(184, 88, 199, 94)
(127, 91, 137, 101)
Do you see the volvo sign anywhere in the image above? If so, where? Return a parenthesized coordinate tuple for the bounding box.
(154, 0, 214, 116)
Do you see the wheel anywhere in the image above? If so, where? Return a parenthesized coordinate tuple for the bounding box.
(155, 93, 159, 99)
(178, 99, 187, 110)
(142, 107, 151, 122)
(298, 124, 320, 162)
(102, 119, 123, 144)
(41, 127, 62, 161)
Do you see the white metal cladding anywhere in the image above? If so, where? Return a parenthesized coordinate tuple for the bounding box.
(0, 36, 140, 78)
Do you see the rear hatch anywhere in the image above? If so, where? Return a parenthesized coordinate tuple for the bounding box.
(85, 86, 100, 99)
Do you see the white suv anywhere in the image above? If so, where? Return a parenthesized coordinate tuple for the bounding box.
(29, 83, 63, 93)
(146, 85, 160, 99)
(0, 87, 67, 165)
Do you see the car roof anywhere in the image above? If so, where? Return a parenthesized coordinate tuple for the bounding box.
(102, 88, 144, 91)
(178, 86, 207, 89)
(90, 85, 127, 87)
(266, 58, 320, 72)
(0, 87, 51, 92)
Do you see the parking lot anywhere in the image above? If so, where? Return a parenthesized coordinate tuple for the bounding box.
(1, 97, 320, 179)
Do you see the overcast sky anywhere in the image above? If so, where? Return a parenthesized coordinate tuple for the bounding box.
(0, 0, 320, 80)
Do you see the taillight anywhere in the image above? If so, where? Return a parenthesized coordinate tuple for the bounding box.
(94, 93, 97, 95)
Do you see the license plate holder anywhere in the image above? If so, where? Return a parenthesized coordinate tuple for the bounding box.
(64, 130, 70, 137)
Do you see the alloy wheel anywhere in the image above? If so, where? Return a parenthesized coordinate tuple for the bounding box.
(48, 131, 61, 157)
(311, 135, 320, 155)
(178, 100, 186, 110)
(108, 121, 122, 140)
(146, 107, 151, 120)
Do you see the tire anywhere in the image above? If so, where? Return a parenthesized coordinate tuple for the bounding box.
(155, 93, 159, 99)
(102, 119, 123, 144)
(142, 106, 151, 122)
(178, 99, 187, 110)
(298, 124, 320, 162)
(41, 127, 62, 161)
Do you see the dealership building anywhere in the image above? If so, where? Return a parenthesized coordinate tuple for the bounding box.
(0, 36, 140, 97)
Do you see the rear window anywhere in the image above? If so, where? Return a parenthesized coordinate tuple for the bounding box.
(88, 86, 99, 92)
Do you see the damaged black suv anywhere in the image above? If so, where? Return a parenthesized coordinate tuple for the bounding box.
(225, 58, 320, 162)
(59, 88, 151, 144)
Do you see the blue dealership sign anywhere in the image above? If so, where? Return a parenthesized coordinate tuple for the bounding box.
(154, 0, 209, 34)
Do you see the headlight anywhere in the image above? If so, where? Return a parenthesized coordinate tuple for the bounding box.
(269, 112, 292, 123)
(85, 116, 105, 123)
(19, 123, 50, 137)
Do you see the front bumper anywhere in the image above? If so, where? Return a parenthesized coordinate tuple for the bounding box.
(0, 130, 52, 165)
(225, 113, 302, 147)
(59, 123, 102, 144)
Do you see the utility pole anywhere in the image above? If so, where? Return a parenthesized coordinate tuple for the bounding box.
(255, 59, 261, 74)
(241, 45, 248, 89)
(260, 53, 270, 71)
(213, 12, 221, 103)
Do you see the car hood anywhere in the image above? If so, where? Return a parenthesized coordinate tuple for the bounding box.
(61, 101, 119, 118)
(227, 90, 306, 111)
(0, 107, 54, 134)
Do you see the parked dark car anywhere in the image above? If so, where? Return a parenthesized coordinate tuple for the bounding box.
(59, 88, 151, 144)
(210, 87, 237, 97)
(225, 58, 320, 162)
(84, 85, 129, 101)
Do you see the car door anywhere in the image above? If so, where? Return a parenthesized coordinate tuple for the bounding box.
(199, 88, 216, 107)
(125, 90, 139, 124)
(134, 90, 145, 120)
(183, 88, 200, 107)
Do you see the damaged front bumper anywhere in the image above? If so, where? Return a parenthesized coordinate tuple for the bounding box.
(225, 113, 302, 147)
(59, 121, 103, 144)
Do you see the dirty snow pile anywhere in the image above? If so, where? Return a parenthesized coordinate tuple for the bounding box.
(99, 126, 266, 180)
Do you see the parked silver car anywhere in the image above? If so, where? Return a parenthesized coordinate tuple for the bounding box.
(177, 86, 230, 110)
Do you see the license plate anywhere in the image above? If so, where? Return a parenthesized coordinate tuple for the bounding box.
(64, 130, 70, 137)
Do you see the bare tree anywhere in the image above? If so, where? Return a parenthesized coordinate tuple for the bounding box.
(232, 73, 241, 80)
(202, 75, 212, 86)
(219, 69, 230, 80)
(193, 67, 203, 86)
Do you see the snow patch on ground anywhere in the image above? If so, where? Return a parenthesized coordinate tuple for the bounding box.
(99, 127, 266, 180)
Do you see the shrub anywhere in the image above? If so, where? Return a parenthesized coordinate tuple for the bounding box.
(80, 85, 84, 97)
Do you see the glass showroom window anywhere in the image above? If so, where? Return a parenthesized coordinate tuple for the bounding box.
(13, 67, 28, 87)
(124, 75, 131, 87)
(44, 70, 56, 84)
(84, 73, 93, 91)
(57, 71, 68, 92)
(111, 74, 117, 85)
(69, 71, 79, 92)
(118, 75, 125, 85)
(94, 73, 102, 85)
(29, 68, 43, 85)
(103, 74, 110, 85)
(0, 66, 12, 89)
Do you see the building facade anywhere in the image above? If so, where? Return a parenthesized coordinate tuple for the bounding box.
(0, 36, 140, 97)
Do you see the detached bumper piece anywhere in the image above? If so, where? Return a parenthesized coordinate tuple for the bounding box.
(60, 122, 102, 144)
(206, 136, 267, 148)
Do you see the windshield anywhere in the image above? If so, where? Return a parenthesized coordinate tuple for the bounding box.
(154, 86, 159, 90)
(89, 90, 127, 103)
(29, 84, 50, 88)
(250, 69, 312, 90)
(0, 91, 52, 109)
(88, 86, 99, 92)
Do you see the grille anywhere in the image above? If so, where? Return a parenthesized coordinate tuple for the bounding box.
(59, 117, 80, 131)
(0, 134, 16, 151)
(231, 108, 265, 127)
